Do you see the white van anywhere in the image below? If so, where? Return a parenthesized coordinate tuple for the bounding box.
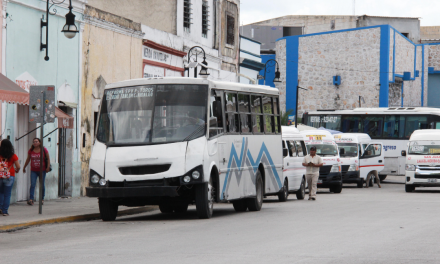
(279, 126, 307, 201)
(299, 130, 342, 193)
(403, 129, 440, 192)
(334, 133, 384, 188)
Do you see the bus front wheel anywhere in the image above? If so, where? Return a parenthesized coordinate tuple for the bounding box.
(247, 170, 263, 211)
(99, 198, 118, 221)
(195, 177, 214, 219)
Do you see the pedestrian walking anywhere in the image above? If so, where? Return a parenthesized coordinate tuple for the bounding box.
(0, 139, 20, 216)
(302, 146, 323, 200)
(23, 138, 51, 205)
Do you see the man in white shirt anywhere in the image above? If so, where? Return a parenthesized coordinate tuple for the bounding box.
(302, 146, 324, 200)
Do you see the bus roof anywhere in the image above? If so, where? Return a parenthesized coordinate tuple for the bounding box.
(410, 129, 440, 141)
(308, 107, 440, 115)
(104, 77, 279, 96)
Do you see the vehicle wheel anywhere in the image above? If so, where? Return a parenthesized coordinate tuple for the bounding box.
(195, 177, 214, 219)
(405, 184, 415, 193)
(99, 198, 118, 221)
(278, 179, 289, 202)
(247, 170, 263, 211)
(331, 183, 343, 193)
(232, 199, 248, 212)
(357, 179, 364, 188)
(296, 177, 306, 200)
(159, 204, 174, 214)
(173, 204, 189, 213)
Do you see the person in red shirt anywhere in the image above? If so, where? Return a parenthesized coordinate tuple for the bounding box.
(23, 138, 51, 206)
(0, 139, 20, 216)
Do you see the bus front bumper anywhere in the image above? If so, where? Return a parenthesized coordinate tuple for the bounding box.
(86, 186, 180, 198)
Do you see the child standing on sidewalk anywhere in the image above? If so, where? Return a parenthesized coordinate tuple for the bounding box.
(0, 139, 20, 216)
(23, 138, 51, 206)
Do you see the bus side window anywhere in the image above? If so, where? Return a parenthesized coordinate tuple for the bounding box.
(209, 92, 224, 138)
(238, 94, 251, 133)
(225, 93, 239, 133)
(251, 95, 264, 133)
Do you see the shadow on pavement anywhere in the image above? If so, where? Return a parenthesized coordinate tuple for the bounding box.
(116, 207, 239, 221)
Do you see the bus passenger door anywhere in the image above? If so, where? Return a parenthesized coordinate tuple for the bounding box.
(359, 143, 384, 179)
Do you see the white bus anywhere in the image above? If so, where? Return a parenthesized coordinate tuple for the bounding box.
(303, 107, 440, 180)
(86, 77, 283, 220)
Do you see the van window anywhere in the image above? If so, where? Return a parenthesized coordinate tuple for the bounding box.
(287, 140, 297, 157)
(363, 144, 381, 157)
(295, 141, 305, 157)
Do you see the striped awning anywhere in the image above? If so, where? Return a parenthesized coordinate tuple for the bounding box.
(0, 73, 29, 105)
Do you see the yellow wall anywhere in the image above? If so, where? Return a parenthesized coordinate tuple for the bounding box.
(80, 23, 142, 194)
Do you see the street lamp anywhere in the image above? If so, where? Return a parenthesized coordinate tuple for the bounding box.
(295, 85, 308, 128)
(186, 46, 209, 78)
(261, 59, 281, 85)
(41, 0, 79, 61)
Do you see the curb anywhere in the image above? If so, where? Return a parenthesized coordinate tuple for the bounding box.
(0, 206, 158, 232)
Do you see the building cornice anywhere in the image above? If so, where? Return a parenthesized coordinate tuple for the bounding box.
(85, 15, 144, 39)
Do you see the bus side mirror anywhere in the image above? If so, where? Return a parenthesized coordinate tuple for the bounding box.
(213, 101, 222, 118)
(283, 148, 288, 157)
(339, 148, 345, 155)
(401, 150, 406, 156)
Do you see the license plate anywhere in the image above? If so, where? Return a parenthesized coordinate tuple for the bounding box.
(428, 179, 437, 183)
(318, 179, 323, 184)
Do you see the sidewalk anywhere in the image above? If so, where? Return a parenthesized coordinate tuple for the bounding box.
(0, 197, 157, 232)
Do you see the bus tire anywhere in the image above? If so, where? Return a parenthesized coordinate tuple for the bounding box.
(296, 177, 306, 200)
(159, 204, 173, 213)
(357, 179, 364, 188)
(379, 175, 387, 182)
(99, 198, 118, 221)
(247, 170, 263, 211)
(278, 179, 289, 202)
(195, 177, 214, 219)
(173, 204, 189, 213)
(233, 199, 248, 212)
(405, 184, 415, 193)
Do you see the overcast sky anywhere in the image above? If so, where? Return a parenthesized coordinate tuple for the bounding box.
(240, 0, 440, 26)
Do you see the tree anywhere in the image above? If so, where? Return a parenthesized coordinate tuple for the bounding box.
(281, 109, 294, 126)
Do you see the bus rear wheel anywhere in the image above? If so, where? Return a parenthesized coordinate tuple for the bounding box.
(247, 170, 263, 211)
(99, 198, 118, 221)
(195, 177, 214, 219)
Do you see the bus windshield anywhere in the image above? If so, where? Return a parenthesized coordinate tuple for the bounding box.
(96, 84, 208, 146)
(306, 144, 339, 156)
(408, 141, 440, 155)
(337, 143, 358, 157)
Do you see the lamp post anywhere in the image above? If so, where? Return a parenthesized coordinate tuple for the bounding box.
(186, 46, 209, 78)
(261, 59, 281, 85)
(41, 0, 79, 61)
(296, 85, 308, 128)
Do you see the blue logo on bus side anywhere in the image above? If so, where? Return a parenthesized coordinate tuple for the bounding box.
(383, 145, 397, 151)
(220, 137, 282, 200)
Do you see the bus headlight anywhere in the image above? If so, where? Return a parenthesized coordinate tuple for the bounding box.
(348, 165, 358, 171)
(330, 165, 340, 172)
(406, 164, 416, 171)
(98, 178, 107, 186)
(192, 171, 200, 180)
(183, 176, 191, 183)
(91, 175, 100, 184)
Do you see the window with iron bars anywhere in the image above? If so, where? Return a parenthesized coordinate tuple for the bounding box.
(226, 15, 235, 45)
(184, 0, 192, 32)
(202, 1, 209, 38)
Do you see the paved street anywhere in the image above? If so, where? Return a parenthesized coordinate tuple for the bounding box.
(2, 176, 440, 264)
